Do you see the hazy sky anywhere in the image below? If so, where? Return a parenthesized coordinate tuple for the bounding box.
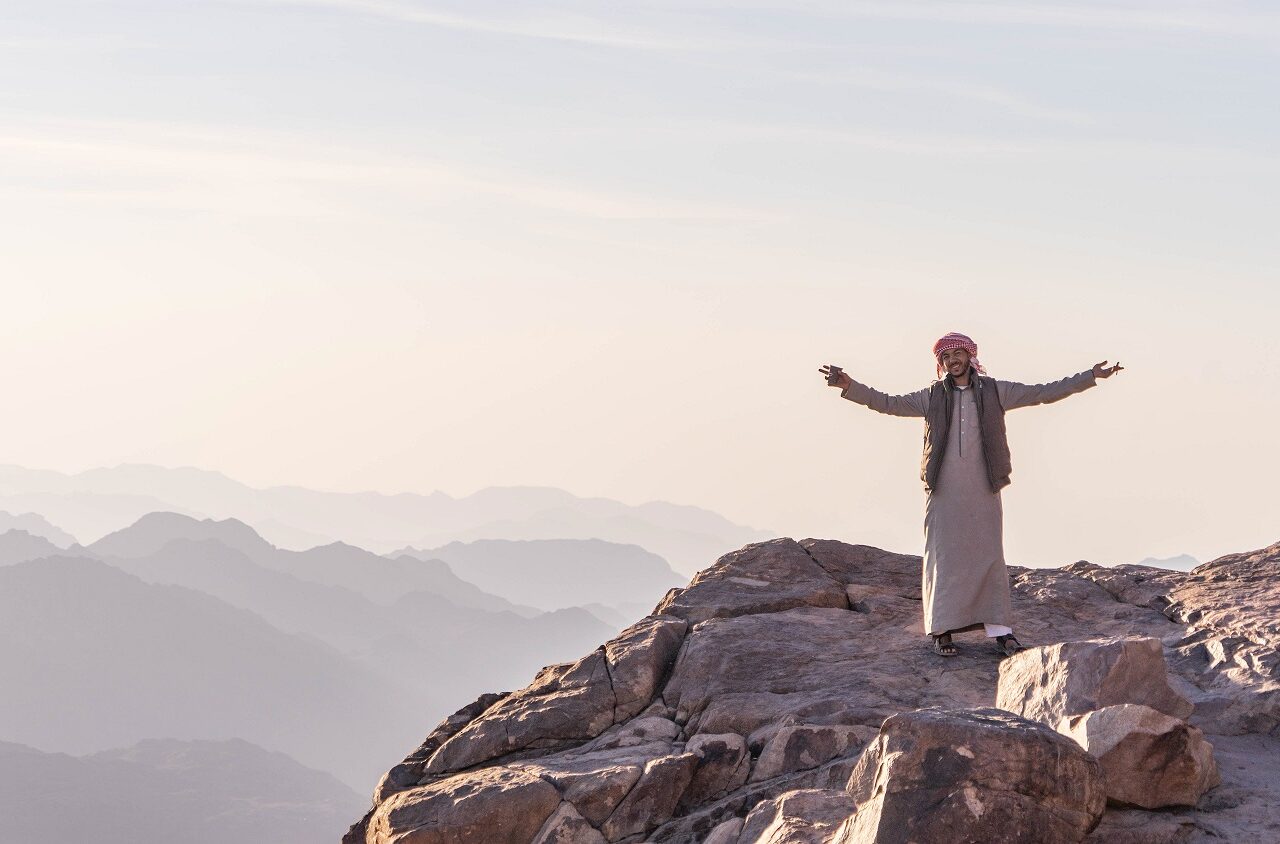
(2, 1, 1277, 568)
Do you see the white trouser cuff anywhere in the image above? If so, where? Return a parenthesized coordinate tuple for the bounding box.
(984, 623, 1013, 638)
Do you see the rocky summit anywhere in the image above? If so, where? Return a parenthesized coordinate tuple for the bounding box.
(346, 537, 1280, 843)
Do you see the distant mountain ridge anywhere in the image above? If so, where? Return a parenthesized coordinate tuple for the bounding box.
(0, 529, 69, 566)
(1133, 553, 1200, 571)
(0, 464, 770, 574)
(90, 511, 274, 559)
(88, 512, 536, 613)
(0, 555, 422, 790)
(0, 515, 616, 792)
(90, 527, 613, 704)
(0, 511, 75, 547)
(0, 738, 363, 844)
(394, 538, 684, 612)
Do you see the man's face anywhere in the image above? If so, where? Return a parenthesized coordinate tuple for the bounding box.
(939, 347, 971, 377)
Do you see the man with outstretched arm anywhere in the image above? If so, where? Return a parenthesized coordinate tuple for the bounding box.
(819, 332, 1123, 658)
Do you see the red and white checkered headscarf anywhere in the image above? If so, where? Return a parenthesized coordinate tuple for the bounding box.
(933, 332, 986, 378)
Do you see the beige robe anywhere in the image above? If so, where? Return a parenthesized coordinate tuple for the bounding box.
(840, 369, 1097, 636)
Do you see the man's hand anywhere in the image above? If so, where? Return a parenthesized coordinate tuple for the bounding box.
(819, 364, 852, 389)
(1092, 360, 1124, 379)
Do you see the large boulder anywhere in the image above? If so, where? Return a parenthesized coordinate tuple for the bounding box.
(365, 766, 560, 844)
(584, 714, 681, 751)
(1059, 704, 1220, 809)
(739, 788, 857, 843)
(799, 541, 923, 600)
(531, 802, 607, 844)
(1067, 543, 1280, 737)
(421, 615, 687, 777)
(1084, 809, 1198, 843)
(599, 751, 700, 840)
(604, 615, 687, 721)
(662, 604, 992, 739)
(646, 754, 864, 843)
(509, 742, 671, 827)
(704, 817, 745, 844)
(655, 538, 848, 624)
(370, 692, 507, 804)
(680, 733, 751, 810)
(997, 638, 1193, 727)
(837, 707, 1106, 844)
(750, 724, 872, 783)
(1162, 541, 1280, 644)
(423, 650, 616, 776)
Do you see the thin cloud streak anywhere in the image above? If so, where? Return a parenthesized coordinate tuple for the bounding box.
(698, 0, 1280, 38)
(6, 113, 1271, 228)
(247, 0, 767, 51)
(530, 118, 1279, 170)
(0, 118, 781, 222)
(783, 68, 1093, 125)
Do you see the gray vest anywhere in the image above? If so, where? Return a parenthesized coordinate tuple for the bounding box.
(921, 371, 1012, 493)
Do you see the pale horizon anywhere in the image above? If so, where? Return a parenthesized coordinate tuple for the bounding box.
(0, 458, 1265, 572)
(3, 1, 1277, 572)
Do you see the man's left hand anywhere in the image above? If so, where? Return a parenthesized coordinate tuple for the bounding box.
(1092, 360, 1124, 379)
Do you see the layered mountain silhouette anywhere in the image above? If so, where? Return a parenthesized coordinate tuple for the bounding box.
(0, 528, 69, 565)
(89, 512, 534, 612)
(1134, 553, 1200, 571)
(95, 529, 615, 703)
(0, 514, 618, 793)
(0, 738, 363, 844)
(0, 464, 769, 574)
(0, 555, 420, 791)
(393, 538, 684, 612)
(0, 511, 75, 547)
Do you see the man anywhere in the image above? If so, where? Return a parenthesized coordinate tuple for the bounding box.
(818, 332, 1123, 658)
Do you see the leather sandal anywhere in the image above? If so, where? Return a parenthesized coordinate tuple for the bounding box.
(995, 634, 1025, 657)
(931, 632, 959, 657)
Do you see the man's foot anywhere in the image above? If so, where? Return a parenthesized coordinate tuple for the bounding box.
(995, 634, 1025, 657)
(931, 632, 959, 657)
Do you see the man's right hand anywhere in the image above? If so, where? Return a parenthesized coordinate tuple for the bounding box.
(818, 364, 851, 389)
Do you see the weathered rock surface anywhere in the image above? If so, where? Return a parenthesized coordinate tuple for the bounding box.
(738, 788, 856, 843)
(750, 724, 872, 783)
(655, 538, 848, 625)
(365, 766, 560, 844)
(703, 818, 744, 844)
(600, 751, 700, 840)
(1059, 704, 1220, 809)
(996, 637, 1193, 726)
(605, 614, 689, 721)
(509, 742, 669, 827)
(1082, 732, 1280, 842)
(421, 613, 686, 777)
(532, 802, 607, 844)
(647, 753, 861, 843)
(371, 692, 507, 804)
(1085, 809, 1199, 843)
(1067, 541, 1280, 737)
(838, 707, 1105, 843)
(349, 536, 1280, 844)
(420, 650, 615, 776)
(681, 733, 750, 809)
